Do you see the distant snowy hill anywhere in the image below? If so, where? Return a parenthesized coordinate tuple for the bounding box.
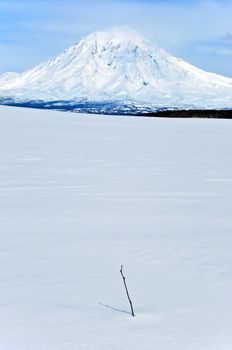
(0, 28, 232, 111)
(0, 72, 19, 84)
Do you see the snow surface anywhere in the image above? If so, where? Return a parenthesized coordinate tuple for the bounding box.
(0, 27, 232, 108)
(1, 106, 232, 350)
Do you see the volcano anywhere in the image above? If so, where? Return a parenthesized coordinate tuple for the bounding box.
(0, 28, 232, 114)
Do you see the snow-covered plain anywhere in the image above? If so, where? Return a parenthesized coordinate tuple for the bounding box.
(1, 106, 232, 350)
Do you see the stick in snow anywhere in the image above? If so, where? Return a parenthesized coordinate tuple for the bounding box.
(120, 265, 135, 317)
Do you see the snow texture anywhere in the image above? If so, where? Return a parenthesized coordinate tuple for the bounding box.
(0, 27, 232, 108)
(1, 105, 232, 350)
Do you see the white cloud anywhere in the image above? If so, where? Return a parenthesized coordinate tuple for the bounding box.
(198, 45, 232, 57)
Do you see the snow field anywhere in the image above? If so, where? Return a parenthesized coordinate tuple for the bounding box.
(0, 106, 232, 349)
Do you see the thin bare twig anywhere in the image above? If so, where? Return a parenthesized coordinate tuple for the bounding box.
(120, 265, 135, 317)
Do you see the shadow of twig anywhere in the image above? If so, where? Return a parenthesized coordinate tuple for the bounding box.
(99, 302, 131, 315)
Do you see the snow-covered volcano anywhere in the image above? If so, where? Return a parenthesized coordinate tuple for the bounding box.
(0, 27, 232, 109)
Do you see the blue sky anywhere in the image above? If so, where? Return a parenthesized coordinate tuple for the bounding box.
(0, 0, 232, 77)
